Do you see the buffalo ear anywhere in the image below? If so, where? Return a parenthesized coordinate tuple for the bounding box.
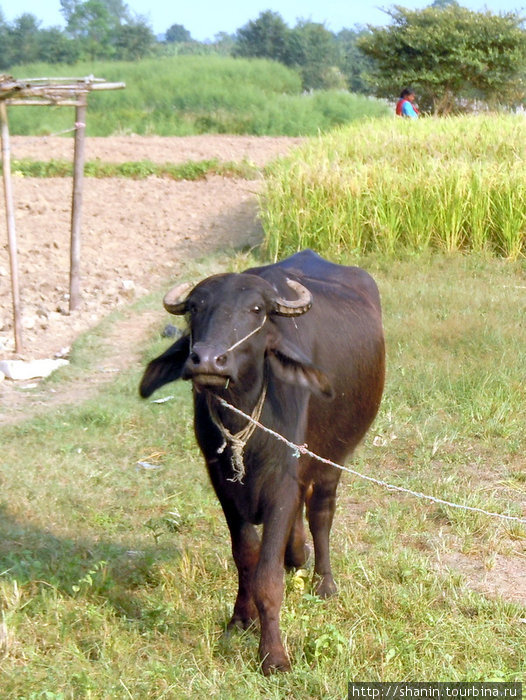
(267, 337, 334, 399)
(139, 334, 190, 398)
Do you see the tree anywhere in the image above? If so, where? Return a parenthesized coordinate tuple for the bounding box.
(114, 20, 154, 59)
(165, 23, 192, 43)
(37, 26, 81, 64)
(0, 9, 15, 69)
(233, 11, 293, 65)
(7, 13, 42, 65)
(289, 21, 343, 90)
(60, 0, 130, 26)
(430, 0, 459, 7)
(60, 0, 153, 60)
(210, 32, 236, 56)
(61, 0, 118, 58)
(335, 27, 374, 93)
(358, 5, 526, 113)
(233, 13, 346, 90)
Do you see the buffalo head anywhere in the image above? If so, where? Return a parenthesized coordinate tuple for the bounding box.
(139, 272, 333, 399)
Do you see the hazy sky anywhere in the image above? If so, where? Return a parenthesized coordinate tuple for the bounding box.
(2, 0, 524, 40)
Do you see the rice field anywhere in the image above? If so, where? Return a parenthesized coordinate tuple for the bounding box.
(261, 115, 526, 260)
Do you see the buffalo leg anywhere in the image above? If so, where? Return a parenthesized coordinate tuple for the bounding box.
(307, 472, 341, 598)
(284, 502, 310, 569)
(254, 491, 299, 674)
(227, 519, 260, 629)
(206, 456, 260, 629)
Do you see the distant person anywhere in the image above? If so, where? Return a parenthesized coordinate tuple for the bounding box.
(396, 89, 420, 119)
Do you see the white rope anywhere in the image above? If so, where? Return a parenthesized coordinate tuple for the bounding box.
(208, 382, 267, 483)
(217, 397, 526, 525)
(224, 316, 267, 353)
(11, 122, 85, 147)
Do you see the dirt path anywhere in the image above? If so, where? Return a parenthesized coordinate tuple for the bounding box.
(0, 135, 302, 418)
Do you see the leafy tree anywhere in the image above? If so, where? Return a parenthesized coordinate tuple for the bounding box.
(165, 23, 192, 43)
(0, 9, 14, 69)
(37, 26, 81, 64)
(233, 11, 293, 65)
(335, 27, 374, 93)
(61, 0, 117, 58)
(114, 20, 154, 59)
(430, 0, 459, 7)
(60, 0, 153, 60)
(289, 21, 344, 90)
(7, 13, 42, 65)
(60, 0, 130, 26)
(233, 13, 346, 91)
(0, 10, 73, 68)
(210, 32, 236, 56)
(358, 5, 526, 113)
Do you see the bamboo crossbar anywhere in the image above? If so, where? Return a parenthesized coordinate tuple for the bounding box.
(0, 78, 125, 103)
(6, 100, 85, 106)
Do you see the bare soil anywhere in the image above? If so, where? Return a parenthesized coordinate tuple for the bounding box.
(1, 135, 524, 609)
(0, 135, 302, 361)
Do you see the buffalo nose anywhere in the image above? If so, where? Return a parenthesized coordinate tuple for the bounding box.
(189, 344, 228, 373)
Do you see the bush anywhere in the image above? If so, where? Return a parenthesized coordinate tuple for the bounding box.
(9, 55, 389, 136)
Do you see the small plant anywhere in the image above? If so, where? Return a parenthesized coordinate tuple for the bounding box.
(71, 560, 108, 595)
(145, 508, 182, 542)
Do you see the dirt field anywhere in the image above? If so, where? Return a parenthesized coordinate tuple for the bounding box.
(0, 135, 303, 360)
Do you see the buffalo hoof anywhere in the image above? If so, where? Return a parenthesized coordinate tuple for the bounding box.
(314, 573, 338, 598)
(261, 649, 291, 675)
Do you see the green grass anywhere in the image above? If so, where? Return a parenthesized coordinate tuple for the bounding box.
(261, 114, 526, 260)
(5, 158, 259, 180)
(8, 55, 390, 137)
(0, 252, 524, 697)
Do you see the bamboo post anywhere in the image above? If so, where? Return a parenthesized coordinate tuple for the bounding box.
(0, 101, 23, 353)
(69, 97, 87, 312)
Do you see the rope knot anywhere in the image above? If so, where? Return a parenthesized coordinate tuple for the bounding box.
(208, 383, 267, 484)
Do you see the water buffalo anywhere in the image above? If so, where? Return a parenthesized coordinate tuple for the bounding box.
(139, 249, 385, 674)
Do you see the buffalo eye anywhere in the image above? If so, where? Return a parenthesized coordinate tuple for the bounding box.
(251, 304, 263, 315)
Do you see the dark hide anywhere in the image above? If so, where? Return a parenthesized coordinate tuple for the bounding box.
(139, 249, 385, 674)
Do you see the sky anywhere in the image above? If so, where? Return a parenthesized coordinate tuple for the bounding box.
(1, 0, 524, 40)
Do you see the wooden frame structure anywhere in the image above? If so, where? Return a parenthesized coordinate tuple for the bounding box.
(0, 75, 124, 353)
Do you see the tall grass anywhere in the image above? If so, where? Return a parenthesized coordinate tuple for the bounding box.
(261, 115, 526, 259)
(9, 56, 389, 136)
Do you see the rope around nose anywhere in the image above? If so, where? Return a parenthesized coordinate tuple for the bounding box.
(217, 397, 526, 525)
(224, 316, 267, 353)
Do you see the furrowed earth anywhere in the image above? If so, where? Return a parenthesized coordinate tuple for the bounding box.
(0, 135, 302, 362)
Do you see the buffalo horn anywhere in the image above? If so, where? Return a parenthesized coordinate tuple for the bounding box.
(163, 282, 193, 315)
(273, 279, 313, 316)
